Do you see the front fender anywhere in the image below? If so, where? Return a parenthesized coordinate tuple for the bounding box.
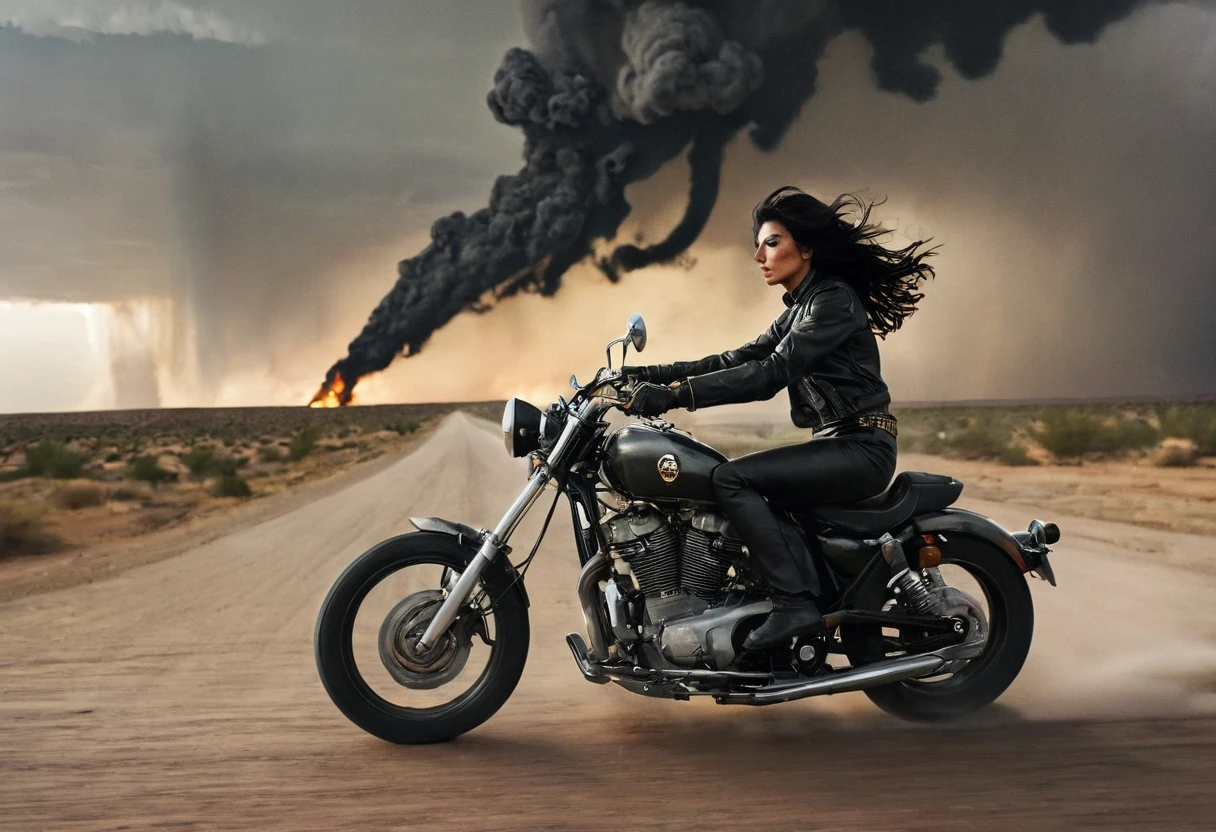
(914, 509, 1029, 573)
(407, 517, 530, 608)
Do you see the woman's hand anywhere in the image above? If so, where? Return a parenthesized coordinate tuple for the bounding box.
(620, 365, 655, 384)
(624, 382, 680, 417)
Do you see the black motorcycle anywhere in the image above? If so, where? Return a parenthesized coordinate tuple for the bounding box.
(315, 315, 1060, 743)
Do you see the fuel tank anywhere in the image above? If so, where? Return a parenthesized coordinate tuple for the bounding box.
(602, 424, 727, 504)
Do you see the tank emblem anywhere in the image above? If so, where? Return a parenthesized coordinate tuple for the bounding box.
(657, 454, 680, 483)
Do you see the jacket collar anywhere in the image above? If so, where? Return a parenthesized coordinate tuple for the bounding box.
(782, 268, 818, 308)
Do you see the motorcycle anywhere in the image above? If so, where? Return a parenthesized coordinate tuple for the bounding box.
(315, 315, 1060, 744)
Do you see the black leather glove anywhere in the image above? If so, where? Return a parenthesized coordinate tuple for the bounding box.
(625, 382, 685, 417)
(621, 365, 656, 384)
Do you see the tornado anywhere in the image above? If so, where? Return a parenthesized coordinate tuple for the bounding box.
(311, 0, 1184, 406)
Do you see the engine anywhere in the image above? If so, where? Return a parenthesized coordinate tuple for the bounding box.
(600, 504, 768, 669)
(601, 505, 743, 609)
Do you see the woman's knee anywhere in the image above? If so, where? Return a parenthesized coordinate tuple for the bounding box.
(710, 461, 748, 497)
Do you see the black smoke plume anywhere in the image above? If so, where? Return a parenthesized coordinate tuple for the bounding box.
(313, 0, 1182, 405)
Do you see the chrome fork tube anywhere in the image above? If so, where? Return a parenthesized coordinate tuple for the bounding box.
(415, 409, 587, 650)
(416, 471, 549, 650)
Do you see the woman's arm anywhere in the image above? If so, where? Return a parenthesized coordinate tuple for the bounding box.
(627, 311, 788, 385)
(682, 283, 860, 409)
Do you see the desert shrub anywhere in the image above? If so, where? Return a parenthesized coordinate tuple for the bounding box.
(257, 436, 273, 446)
(183, 447, 244, 478)
(110, 486, 144, 502)
(946, 416, 1013, 460)
(212, 474, 253, 498)
(998, 441, 1037, 466)
(386, 418, 421, 436)
(1030, 409, 1158, 458)
(183, 447, 217, 478)
(289, 425, 322, 461)
(1151, 437, 1199, 467)
(54, 480, 107, 510)
(128, 456, 176, 485)
(258, 445, 285, 463)
(104, 451, 122, 463)
(1158, 404, 1216, 456)
(0, 501, 57, 556)
(0, 469, 28, 483)
(25, 441, 88, 479)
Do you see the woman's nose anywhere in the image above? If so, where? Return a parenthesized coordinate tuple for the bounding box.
(753, 246, 764, 263)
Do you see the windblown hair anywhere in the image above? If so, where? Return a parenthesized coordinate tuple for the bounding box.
(752, 186, 937, 337)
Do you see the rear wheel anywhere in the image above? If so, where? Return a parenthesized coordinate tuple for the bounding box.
(842, 536, 1034, 721)
(315, 532, 530, 744)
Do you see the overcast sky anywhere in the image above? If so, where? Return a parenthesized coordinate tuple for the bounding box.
(0, 1, 1212, 413)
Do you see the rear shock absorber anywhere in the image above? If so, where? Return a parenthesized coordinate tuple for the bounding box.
(879, 533, 941, 616)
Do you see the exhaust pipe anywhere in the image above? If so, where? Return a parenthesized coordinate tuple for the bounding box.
(743, 653, 947, 705)
(576, 553, 612, 661)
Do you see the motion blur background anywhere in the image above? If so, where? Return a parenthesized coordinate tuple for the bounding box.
(1, 0, 1212, 414)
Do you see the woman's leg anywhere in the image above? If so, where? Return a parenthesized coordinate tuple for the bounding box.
(710, 431, 897, 648)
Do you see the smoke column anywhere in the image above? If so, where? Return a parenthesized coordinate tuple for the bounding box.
(312, 0, 1192, 406)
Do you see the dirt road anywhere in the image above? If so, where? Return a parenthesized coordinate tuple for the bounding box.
(3, 413, 1215, 830)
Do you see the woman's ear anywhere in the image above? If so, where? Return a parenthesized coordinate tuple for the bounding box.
(801, 246, 814, 262)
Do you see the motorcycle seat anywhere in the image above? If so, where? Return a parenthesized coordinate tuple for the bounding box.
(798, 472, 964, 536)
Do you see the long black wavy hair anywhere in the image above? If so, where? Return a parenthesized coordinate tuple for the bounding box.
(752, 186, 937, 337)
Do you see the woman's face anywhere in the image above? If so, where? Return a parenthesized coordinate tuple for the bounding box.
(753, 220, 812, 290)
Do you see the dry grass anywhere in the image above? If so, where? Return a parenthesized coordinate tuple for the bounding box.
(54, 480, 107, 510)
(0, 500, 58, 556)
(0, 402, 495, 559)
(1152, 438, 1200, 467)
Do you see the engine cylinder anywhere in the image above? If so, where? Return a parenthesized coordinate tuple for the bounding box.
(681, 529, 734, 599)
(603, 508, 680, 599)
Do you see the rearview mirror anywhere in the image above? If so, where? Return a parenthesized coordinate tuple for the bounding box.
(627, 314, 647, 353)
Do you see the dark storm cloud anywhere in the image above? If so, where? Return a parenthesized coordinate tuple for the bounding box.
(320, 0, 1213, 403)
(2, 1, 1212, 407)
(0, 1, 524, 386)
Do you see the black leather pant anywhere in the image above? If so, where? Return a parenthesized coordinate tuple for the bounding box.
(710, 428, 897, 598)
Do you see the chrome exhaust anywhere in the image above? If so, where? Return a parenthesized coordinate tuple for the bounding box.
(743, 652, 947, 705)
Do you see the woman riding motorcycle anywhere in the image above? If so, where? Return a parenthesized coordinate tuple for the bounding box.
(622, 186, 937, 650)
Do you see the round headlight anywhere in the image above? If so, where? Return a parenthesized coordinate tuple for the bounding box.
(502, 398, 543, 458)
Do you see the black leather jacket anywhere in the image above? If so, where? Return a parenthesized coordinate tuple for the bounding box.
(640, 271, 891, 431)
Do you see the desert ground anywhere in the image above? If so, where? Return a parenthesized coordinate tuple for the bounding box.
(3, 410, 1216, 830)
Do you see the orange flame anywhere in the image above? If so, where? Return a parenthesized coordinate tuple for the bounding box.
(309, 372, 351, 408)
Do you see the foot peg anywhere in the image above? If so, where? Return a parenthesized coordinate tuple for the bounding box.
(565, 633, 609, 685)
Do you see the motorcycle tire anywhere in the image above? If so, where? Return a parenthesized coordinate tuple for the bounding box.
(842, 535, 1034, 722)
(315, 532, 530, 744)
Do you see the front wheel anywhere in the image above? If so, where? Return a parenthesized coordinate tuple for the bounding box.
(315, 532, 530, 744)
(842, 535, 1034, 721)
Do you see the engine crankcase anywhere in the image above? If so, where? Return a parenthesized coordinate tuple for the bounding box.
(658, 599, 772, 670)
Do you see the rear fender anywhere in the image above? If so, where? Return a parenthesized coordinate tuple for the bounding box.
(407, 517, 531, 608)
(914, 509, 1029, 574)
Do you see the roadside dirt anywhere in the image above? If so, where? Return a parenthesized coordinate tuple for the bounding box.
(2, 412, 1215, 830)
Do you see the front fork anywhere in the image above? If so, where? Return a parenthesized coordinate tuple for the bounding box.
(415, 469, 552, 650)
(415, 397, 600, 651)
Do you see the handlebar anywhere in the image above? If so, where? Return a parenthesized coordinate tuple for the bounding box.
(572, 367, 636, 413)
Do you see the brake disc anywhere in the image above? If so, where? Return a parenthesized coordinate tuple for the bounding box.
(377, 590, 473, 690)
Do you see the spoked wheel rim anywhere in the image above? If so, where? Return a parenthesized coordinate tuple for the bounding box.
(901, 559, 999, 687)
(339, 557, 502, 716)
(848, 556, 1006, 688)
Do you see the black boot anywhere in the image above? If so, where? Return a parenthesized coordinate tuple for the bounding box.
(743, 595, 822, 651)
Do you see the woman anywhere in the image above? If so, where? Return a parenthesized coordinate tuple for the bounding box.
(622, 185, 936, 650)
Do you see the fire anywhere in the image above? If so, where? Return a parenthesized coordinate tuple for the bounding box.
(309, 372, 352, 408)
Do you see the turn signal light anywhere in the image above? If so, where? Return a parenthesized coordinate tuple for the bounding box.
(919, 544, 943, 568)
